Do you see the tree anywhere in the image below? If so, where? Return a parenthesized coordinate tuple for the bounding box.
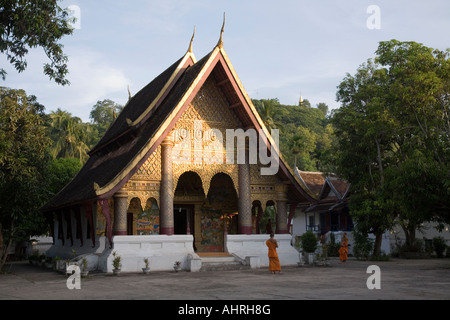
(0, 0, 74, 85)
(89, 99, 123, 138)
(253, 98, 335, 172)
(375, 40, 450, 246)
(0, 87, 51, 269)
(314, 124, 335, 173)
(45, 157, 82, 197)
(333, 40, 450, 255)
(333, 58, 397, 255)
(253, 98, 284, 131)
(288, 127, 317, 170)
(47, 108, 90, 163)
(317, 102, 329, 116)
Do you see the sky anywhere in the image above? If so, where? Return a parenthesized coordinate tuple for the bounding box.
(2, 0, 450, 122)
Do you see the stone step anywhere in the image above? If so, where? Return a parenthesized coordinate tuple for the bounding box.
(201, 256, 237, 264)
(199, 255, 249, 272)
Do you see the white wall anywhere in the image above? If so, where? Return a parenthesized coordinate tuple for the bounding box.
(225, 234, 299, 267)
(388, 222, 450, 252)
(102, 235, 198, 273)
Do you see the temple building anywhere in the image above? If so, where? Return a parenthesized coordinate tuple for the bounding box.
(294, 169, 352, 235)
(41, 25, 316, 272)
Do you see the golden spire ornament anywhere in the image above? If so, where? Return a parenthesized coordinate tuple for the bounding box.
(188, 26, 195, 53)
(217, 12, 226, 48)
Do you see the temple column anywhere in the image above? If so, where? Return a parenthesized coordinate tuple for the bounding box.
(238, 147, 252, 234)
(275, 184, 289, 234)
(160, 133, 174, 235)
(113, 190, 128, 236)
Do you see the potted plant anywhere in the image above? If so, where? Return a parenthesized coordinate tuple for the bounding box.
(45, 257, 53, 269)
(64, 249, 78, 274)
(112, 251, 122, 275)
(301, 231, 318, 265)
(29, 252, 40, 266)
(81, 258, 89, 277)
(39, 254, 46, 267)
(54, 256, 64, 271)
(142, 257, 150, 274)
(173, 261, 181, 272)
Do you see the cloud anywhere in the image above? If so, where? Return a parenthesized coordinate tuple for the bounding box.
(2, 46, 130, 122)
(63, 47, 130, 113)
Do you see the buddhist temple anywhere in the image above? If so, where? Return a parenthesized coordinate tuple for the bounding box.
(41, 23, 316, 272)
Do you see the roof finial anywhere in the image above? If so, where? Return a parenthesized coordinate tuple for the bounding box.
(188, 26, 195, 53)
(217, 12, 226, 48)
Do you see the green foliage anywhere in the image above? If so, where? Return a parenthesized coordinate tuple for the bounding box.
(252, 98, 335, 172)
(0, 0, 73, 85)
(45, 157, 82, 197)
(46, 109, 91, 163)
(252, 99, 284, 131)
(89, 99, 124, 138)
(0, 86, 122, 268)
(0, 87, 51, 267)
(332, 40, 450, 254)
(352, 229, 374, 260)
(259, 205, 276, 234)
(301, 231, 318, 253)
(432, 237, 447, 258)
(44, 100, 123, 164)
(326, 232, 340, 257)
(112, 251, 121, 270)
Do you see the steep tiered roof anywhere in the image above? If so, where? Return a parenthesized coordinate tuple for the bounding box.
(42, 31, 315, 212)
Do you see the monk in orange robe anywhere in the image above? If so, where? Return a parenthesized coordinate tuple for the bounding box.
(339, 233, 348, 262)
(266, 233, 282, 274)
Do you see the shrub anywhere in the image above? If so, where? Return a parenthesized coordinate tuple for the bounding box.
(432, 236, 447, 258)
(301, 231, 318, 253)
(352, 230, 374, 260)
(327, 233, 340, 257)
(112, 251, 122, 270)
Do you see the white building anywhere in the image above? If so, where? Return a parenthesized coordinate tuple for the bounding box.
(292, 169, 450, 257)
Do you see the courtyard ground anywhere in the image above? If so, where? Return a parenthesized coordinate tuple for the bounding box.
(1, 257, 449, 301)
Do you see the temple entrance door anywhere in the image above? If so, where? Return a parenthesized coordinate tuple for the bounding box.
(174, 172, 205, 252)
(199, 173, 238, 253)
(174, 205, 194, 235)
(127, 213, 133, 235)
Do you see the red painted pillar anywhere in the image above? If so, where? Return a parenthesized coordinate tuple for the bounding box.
(275, 184, 289, 234)
(160, 134, 174, 235)
(238, 147, 252, 235)
(113, 190, 128, 236)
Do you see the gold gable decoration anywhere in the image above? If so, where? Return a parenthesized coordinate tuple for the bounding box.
(172, 77, 242, 196)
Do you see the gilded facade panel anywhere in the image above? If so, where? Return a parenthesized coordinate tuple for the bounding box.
(123, 76, 282, 238)
(172, 77, 242, 197)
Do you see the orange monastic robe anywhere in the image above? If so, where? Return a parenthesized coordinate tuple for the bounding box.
(339, 236, 348, 262)
(266, 239, 281, 272)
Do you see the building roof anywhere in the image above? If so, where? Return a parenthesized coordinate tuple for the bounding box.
(294, 169, 327, 198)
(295, 168, 351, 213)
(42, 37, 315, 212)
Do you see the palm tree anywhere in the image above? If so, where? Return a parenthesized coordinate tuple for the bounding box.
(289, 134, 302, 168)
(255, 100, 283, 132)
(47, 109, 90, 163)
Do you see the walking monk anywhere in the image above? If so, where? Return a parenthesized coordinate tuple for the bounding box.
(266, 233, 282, 274)
(339, 233, 348, 262)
